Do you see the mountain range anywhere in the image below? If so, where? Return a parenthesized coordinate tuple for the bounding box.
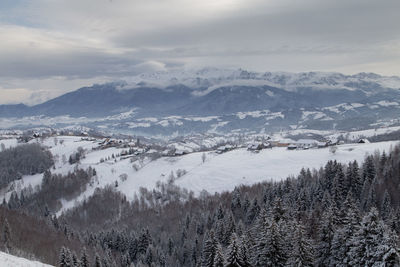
(1, 68, 400, 135)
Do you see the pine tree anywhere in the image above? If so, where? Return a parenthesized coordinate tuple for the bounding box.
(252, 210, 286, 267)
(316, 206, 335, 266)
(59, 247, 67, 267)
(216, 204, 225, 220)
(213, 244, 225, 267)
(138, 228, 151, 254)
(80, 247, 90, 267)
(231, 188, 242, 217)
(362, 155, 376, 184)
(332, 195, 360, 266)
(288, 223, 314, 266)
(381, 190, 392, 220)
(201, 230, 218, 267)
(2, 218, 11, 252)
(246, 198, 260, 225)
(71, 252, 79, 267)
(94, 253, 102, 267)
(145, 246, 154, 267)
(226, 233, 242, 267)
(224, 213, 236, 246)
(351, 160, 362, 197)
(215, 220, 225, 245)
(271, 198, 286, 222)
(332, 166, 346, 208)
(238, 235, 251, 267)
(348, 207, 400, 266)
(59, 247, 72, 267)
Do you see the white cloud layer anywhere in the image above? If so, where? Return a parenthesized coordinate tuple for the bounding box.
(0, 0, 399, 104)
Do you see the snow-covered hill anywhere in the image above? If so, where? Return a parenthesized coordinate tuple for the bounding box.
(2, 135, 398, 214)
(0, 251, 53, 267)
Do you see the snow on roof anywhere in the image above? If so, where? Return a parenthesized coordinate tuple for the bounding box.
(296, 139, 318, 144)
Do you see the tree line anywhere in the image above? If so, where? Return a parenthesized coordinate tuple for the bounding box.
(0, 143, 53, 188)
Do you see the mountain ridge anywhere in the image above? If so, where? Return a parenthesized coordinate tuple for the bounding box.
(1, 69, 400, 135)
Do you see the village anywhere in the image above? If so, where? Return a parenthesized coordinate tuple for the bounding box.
(0, 127, 373, 163)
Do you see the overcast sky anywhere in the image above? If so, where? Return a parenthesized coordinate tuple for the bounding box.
(0, 0, 399, 105)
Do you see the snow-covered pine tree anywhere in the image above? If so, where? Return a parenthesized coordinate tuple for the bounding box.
(288, 223, 314, 266)
(332, 194, 360, 266)
(2, 218, 11, 252)
(94, 252, 102, 267)
(225, 233, 242, 267)
(213, 244, 225, 267)
(245, 198, 260, 225)
(316, 206, 335, 266)
(381, 190, 392, 220)
(348, 207, 400, 266)
(332, 165, 346, 208)
(252, 209, 286, 267)
(201, 230, 218, 267)
(71, 252, 79, 267)
(59, 247, 72, 267)
(80, 247, 90, 267)
(362, 155, 376, 184)
(238, 234, 251, 267)
(224, 212, 236, 246)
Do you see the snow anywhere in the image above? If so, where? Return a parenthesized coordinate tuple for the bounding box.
(376, 100, 399, 107)
(117, 67, 400, 95)
(0, 251, 53, 267)
(301, 111, 332, 121)
(127, 122, 151, 128)
(3, 134, 399, 213)
(327, 126, 400, 140)
(119, 140, 398, 196)
(0, 138, 18, 150)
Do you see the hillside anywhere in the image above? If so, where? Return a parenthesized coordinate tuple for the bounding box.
(1, 135, 397, 214)
(0, 252, 53, 267)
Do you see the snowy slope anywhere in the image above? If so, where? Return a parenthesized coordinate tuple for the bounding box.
(0, 138, 18, 150)
(0, 251, 53, 267)
(121, 141, 398, 195)
(2, 135, 398, 213)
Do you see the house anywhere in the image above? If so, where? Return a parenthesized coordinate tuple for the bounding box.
(174, 150, 186, 156)
(358, 138, 370, 144)
(295, 139, 319, 149)
(317, 141, 328, 148)
(247, 142, 264, 151)
(277, 139, 294, 147)
(287, 144, 298, 150)
(216, 144, 234, 154)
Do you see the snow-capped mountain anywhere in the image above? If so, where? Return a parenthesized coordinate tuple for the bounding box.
(1, 68, 400, 135)
(123, 67, 400, 92)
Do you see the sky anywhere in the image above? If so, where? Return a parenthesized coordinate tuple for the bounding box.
(0, 0, 399, 105)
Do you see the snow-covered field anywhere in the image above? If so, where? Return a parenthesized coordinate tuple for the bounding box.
(0, 252, 53, 267)
(121, 141, 398, 195)
(2, 135, 398, 214)
(0, 138, 18, 150)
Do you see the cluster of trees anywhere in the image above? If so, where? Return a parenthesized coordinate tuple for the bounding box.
(0, 205, 104, 265)
(0, 143, 53, 188)
(69, 147, 86, 165)
(7, 167, 95, 216)
(1, 143, 400, 266)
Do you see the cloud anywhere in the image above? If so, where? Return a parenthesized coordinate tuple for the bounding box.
(0, 0, 399, 104)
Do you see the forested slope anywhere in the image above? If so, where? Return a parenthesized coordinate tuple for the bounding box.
(2, 144, 400, 266)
